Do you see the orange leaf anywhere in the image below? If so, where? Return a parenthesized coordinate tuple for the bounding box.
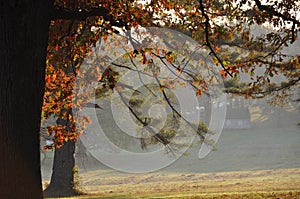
(103, 34, 108, 41)
(220, 69, 228, 78)
(195, 89, 202, 96)
(214, 46, 220, 53)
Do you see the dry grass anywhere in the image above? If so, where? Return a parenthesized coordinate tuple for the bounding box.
(45, 167, 300, 198)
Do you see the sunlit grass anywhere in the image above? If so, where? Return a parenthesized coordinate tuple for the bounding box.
(45, 168, 300, 199)
(249, 106, 268, 123)
(46, 191, 300, 199)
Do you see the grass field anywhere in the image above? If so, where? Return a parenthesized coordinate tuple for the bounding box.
(44, 167, 300, 199)
(43, 126, 300, 198)
(49, 192, 300, 199)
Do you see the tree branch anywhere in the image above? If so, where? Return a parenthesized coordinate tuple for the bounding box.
(116, 90, 172, 148)
(153, 75, 205, 140)
(198, 0, 233, 77)
(253, 0, 300, 26)
(51, 7, 109, 20)
(225, 77, 300, 96)
(51, 7, 126, 27)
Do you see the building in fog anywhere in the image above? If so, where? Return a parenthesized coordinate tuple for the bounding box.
(224, 97, 251, 129)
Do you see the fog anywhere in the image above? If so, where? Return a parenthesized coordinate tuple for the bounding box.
(41, 97, 300, 181)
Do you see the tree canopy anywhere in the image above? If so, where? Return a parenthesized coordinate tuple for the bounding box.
(42, 0, 300, 150)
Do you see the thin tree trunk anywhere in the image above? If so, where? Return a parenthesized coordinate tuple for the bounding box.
(0, 1, 51, 198)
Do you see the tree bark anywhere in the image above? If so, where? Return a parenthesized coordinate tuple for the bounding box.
(0, 1, 51, 198)
(44, 112, 80, 198)
(44, 140, 79, 197)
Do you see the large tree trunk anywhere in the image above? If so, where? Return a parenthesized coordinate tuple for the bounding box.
(44, 112, 80, 198)
(0, 1, 51, 198)
(44, 140, 78, 197)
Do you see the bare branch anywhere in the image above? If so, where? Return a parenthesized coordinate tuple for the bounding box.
(153, 75, 205, 140)
(116, 89, 172, 148)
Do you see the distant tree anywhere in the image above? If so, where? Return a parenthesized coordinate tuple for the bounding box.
(42, 0, 300, 197)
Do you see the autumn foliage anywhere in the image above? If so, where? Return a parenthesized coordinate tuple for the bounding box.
(42, 0, 300, 149)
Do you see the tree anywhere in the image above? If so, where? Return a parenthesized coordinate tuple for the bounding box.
(1, 0, 298, 198)
(41, 1, 157, 196)
(40, 0, 300, 197)
(0, 1, 52, 198)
